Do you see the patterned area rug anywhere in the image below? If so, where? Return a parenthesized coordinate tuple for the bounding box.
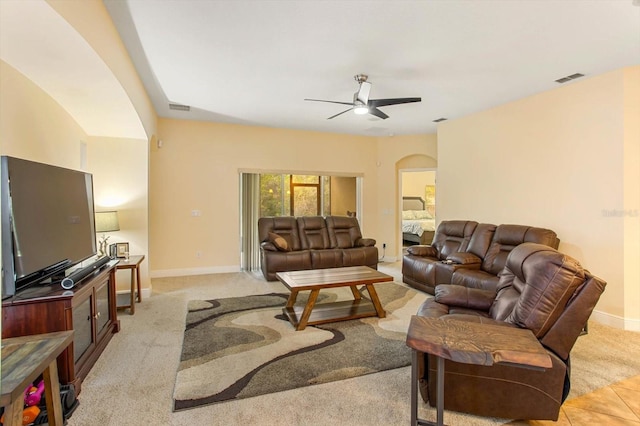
(173, 281, 427, 411)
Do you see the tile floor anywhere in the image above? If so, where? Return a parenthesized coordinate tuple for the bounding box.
(516, 375, 640, 425)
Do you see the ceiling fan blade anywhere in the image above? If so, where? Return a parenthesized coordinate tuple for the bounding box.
(369, 97, 421, 107)
(327, 108, 354, 120)
(305, 98, 354, 106)
(356, 81, 371, 104)
(369, 108, 389, 120)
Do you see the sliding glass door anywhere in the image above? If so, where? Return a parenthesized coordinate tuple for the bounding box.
(240, 172, 357, 272)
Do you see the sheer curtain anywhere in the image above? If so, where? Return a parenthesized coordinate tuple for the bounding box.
(240, 173, 261, 271)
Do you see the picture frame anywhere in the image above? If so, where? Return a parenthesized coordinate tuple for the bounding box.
(116, 242, 130, 258)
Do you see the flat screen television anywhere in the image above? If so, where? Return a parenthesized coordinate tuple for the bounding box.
(1, 156, 98, 299)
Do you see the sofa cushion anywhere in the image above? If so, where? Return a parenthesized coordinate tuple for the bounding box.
(431, 220, 479, 260)
(451, 269, 500, 292)
(342, 246, 378, 268)
(310, 248, 344, 269)
(267, 232, 291, 252)
(481, 225, 559, 276)
(325, 216, 363, 249)
(298, 216, 331, 249)
(258, 216, 302, 251)
(490, 243, 585, 338)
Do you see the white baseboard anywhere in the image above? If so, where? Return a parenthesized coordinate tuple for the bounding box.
(591, 309, 640, 331)
(150, 265, 241, 279)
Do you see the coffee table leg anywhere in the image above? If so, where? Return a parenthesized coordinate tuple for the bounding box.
(286, 290, 299, 308)
(364, 284, 386, 318)
(297, 289, 319, 330)
(350, 285, 362, 300)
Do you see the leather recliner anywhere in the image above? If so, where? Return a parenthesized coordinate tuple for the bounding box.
(402, 220, 481, 294)
(403, 221, 559, 294)
(415, 243, 606, 420)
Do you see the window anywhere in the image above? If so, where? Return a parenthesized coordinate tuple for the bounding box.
(260, 174, 335, 217)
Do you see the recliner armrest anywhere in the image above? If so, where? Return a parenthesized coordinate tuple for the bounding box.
(356, 238, 376, 247)
(260, 241, 278, 252)
(447, 252, 482, 265)
(407, 245, 437, 257)
(434, 284, 495, 311)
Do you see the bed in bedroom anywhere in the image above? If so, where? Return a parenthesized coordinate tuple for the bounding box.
(402, 196, 435, 245)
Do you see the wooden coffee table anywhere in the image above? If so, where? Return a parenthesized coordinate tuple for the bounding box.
(276, 266, 393, 330)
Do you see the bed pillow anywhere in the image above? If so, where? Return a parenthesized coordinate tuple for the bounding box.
(402, 210, 416, 220)
(413, 210, 433, 220)
(267, 232, 291, 252)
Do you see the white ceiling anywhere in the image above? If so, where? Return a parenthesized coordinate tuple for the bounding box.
(2, 1, 638, 139)
(105, 0, 640, 137)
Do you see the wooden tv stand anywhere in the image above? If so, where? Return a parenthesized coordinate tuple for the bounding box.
(1, 260, 120, 394)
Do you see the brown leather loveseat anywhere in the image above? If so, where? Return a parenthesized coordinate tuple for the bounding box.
(258, 216, 378, 281)
(413, 242, 606, 420)
(402, 220, 559, 294)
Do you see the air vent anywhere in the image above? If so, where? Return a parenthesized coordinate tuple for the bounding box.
(555, 73, 584, 84)
(169, 103, 191, 112)
(433, 118, 447, 123)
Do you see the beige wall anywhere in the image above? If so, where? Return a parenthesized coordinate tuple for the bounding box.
(376, 136, 438, 260)
(437, 66, 640, 330)
(151, 119, 378, 275)
(402, 171, 436, 198)
(330, 176, 356, 216)
(0, 61, 87, 168)
(87, 137, 150, 293)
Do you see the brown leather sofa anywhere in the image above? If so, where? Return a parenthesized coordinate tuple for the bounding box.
(414, 242, 606, 420)
(258, 216, 378, 281)
(402, 220, 559, 294)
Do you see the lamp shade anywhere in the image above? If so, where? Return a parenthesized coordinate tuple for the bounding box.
(95, 211, 120, 233)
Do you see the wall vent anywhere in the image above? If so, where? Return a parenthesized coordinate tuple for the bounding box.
(555, 73, 584, 84)
(433, 118, 447, 123)
(169, 103, 191, 111)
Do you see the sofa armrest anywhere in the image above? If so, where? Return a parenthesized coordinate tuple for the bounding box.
(260, 241, 278, 252)
(446, 252, 482, 265)
(407, 245, 438, 257)
(434, 284, 495, 311)
(356, 238, 376, 247)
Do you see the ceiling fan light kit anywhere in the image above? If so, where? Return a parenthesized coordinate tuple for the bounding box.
(305, 74, 421, 120)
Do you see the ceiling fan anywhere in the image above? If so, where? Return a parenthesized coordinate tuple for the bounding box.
(305, 74, 421, 120)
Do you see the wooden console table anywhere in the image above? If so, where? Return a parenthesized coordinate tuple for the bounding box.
(115, 254, 145, 315)
(1, 331, 74, 426)
(405, 316, 552, 426)
(2, 261, 119, 394)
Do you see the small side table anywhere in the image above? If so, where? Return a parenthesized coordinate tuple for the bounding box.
(405, 316, 552, 426)
(116, 254, 145, 315)
(1, 331, 74, 426)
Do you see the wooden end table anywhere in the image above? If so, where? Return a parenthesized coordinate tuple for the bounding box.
(1, 331, 74, 426)
(116, 254, 145, 315)
(405, 316, 552, 426)
(276, 266, 393, 331)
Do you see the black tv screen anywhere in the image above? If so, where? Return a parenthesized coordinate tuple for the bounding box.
(1, 156, 97, 299)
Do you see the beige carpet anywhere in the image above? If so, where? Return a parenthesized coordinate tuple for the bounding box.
(66, 262, 640, 426)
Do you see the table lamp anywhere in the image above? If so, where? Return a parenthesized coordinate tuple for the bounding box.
(95, 211, 120, 257)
